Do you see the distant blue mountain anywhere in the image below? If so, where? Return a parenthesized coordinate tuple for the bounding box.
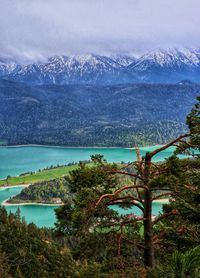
(0, 79, 199, 146)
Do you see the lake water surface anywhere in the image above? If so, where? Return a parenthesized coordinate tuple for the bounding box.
(0, 186, 165, 228)
(0, 145, 184, 179)
(0, 145, 181, 228)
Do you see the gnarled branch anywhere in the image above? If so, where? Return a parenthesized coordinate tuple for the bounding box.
(95, 185, 148, 208)
(148, 133, 190, 159)
(121, 236, 144, 249)
(152, 192, 175, 201)
(153, 210, 178, 225)
(110, 171, 144, 181)
(108, 200, 144, 212)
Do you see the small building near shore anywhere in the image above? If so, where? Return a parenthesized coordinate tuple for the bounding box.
(51, 198, 62, 204)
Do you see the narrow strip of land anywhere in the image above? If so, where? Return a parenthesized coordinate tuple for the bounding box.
(0, 164, 78, 186)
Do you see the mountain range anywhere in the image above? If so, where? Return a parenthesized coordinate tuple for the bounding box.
(1, 48, 200, 85)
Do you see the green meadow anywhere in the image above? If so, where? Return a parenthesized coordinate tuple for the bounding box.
(0, 164, 79, 186)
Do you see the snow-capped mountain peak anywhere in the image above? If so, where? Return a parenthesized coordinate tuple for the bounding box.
(110, 54, 137, 67)
(130, 48, 200, 71)
(0, 59, 21, 76)
(1, 48, 200, 84)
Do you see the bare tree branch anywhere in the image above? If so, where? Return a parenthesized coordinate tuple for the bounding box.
(95, 185, 148, 208)
(135, 146, 141, 162)
(121, 236, 145, 249)
(110, 170, 144, 181)
(152, 192, 175, 201)
(107, 200, 144, 212)
(148, 133, 190, 159)
(179, 140, 199, 149)
(153, 210, 178, 225)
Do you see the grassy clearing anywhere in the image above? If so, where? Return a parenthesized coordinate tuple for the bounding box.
(0, 164, 79, 186)
(0, 162, 124, 187)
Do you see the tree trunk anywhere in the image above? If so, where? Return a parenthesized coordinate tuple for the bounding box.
(143, 189, 154, 268)
(143, 153, 154, 268)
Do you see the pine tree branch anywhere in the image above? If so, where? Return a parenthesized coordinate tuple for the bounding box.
(121, 236, 145, 249)
(153, 210, 178, 225)
(110, 171, 144, 181)
(148, 133, 190, 159)
(152, 192, 175, 201)
(95, 185, 148, 208)
(107, 198, 144, 212)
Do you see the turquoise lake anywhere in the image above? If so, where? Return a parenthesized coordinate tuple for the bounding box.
(0, 186, 165, 228)
(0, 145, 185, 228)
(0, 186, 58, 228)
(0, 145, 185, 179)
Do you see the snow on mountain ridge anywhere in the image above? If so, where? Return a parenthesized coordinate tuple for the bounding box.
(130, 48, 200, 71)
(1, 48, 200, 84)
(3, 53, 132, 84)
(110, 54, 137, 67)
(43, 54, 124, 75)
(0, 61, 21, 77)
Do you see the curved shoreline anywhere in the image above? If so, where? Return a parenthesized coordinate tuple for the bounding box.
(0, 184, 63, 206)
(0, 144, 125, 149)
(3, 199, 168, 206)
(0, 184, 30, 190)
(0, 144, 164, 150)
(1, 189, 169, 207)
(2, 199, 62, 206)
(0, 184, 169, 207)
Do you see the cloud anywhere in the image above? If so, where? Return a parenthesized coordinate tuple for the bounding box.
(0, 0, 200, 62)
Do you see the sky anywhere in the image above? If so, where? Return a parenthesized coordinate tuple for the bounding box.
(0, 0, 200, 62)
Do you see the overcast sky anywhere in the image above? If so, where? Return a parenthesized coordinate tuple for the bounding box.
(0, 0, 200, 62)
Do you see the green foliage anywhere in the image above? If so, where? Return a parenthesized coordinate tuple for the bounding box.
(55, 158, 119, 235)
(76, 261, 107, 278)
(0, 207, 74, 277)
(0, 251, 12, 278)
(171, 246, 200, 278)
(150, 155, 186, 191)
(154, 155, 200, 257)
(55, 158, 140, 269)
(187, 96, 200, 147)
(147, 247, 200, 278)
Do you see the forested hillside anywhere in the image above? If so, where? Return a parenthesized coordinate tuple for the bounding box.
(0, 79, 199, 146)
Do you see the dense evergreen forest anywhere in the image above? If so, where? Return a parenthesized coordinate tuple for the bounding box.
(0, 97, 199, 277)
(0, 79, 199, 146)
(9, 178, 70, 204)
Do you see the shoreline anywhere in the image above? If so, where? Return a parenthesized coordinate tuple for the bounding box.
(3, 199, 169, 206)
(0, 144, 163, 149)
(0, 184, 30, 189)
(0, 184, 63, 206)
(1, 184, 169, 206)
(153, 198, 169, 204)
(0, 184, 169, 207)
(2, 200, 63, 206)
(0, 144, 126, 149)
